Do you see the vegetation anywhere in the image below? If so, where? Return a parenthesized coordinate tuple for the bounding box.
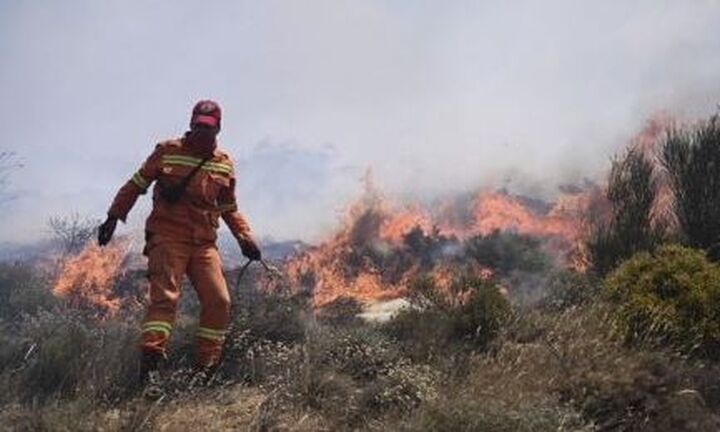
(6, 114, 720, 430)
(663, 116, 720, 255)
(605, 244, 720, 358)
(587, 148, 662, 275)
(465, 230, 551, 276)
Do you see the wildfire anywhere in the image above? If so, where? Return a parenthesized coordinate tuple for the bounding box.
(283, 177, 591, 307)
(53, 242, 128, 315)
(470, 191, 581, 239)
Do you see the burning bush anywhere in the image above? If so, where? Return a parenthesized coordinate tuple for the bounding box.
(605, 244, 720, 358)
(283, 176, 588, 308)
(663, 116, 720, 256)
(52, 242, 131, 316)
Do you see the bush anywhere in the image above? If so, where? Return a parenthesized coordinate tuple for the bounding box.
(605, 244, 720, 358)
(542, 270, 600, 311)
(452, 277, 513, 346)
(465, 231, 551, 276)
(312, 326, 404, 381)
(385, 276, 512, 362)
(0, 308, 140, 404)
(397, 398, 585, 432)
(219, 284, 310, 383)
(663, 116, 720, 254)
(588, 148, 663, 275)
(232, 280, 309, 345)
(0, 262, 55, 319)
(251, 325, 439, 429)
(316, 296, 363, 326)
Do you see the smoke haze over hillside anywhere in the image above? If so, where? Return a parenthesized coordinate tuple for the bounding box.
(1, 0, 719, 243)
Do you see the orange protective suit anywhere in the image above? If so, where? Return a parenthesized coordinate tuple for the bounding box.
(108, 137, 254, 367)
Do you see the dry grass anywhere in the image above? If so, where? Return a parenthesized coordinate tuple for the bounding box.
(4, 250, 720, 431)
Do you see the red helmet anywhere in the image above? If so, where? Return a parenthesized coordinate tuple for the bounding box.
(191, 100, 221, 129)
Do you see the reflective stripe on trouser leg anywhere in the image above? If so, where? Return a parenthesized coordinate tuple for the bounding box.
(188, 244, 231, 367)
(140, 238, 191, 355)
(142, 320, 173, 353)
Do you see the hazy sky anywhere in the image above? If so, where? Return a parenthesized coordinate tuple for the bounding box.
(1, 0, 719, 243)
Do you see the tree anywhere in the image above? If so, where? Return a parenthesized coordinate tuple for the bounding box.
(48, 212, 100, 254)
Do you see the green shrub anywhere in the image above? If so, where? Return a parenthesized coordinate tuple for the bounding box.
(663, 116, 720, 254)
(385, 276, 512, 362)
(605, 244, 720, 358)
(452, 277, 513, 346)
(588, 148, 663, 275)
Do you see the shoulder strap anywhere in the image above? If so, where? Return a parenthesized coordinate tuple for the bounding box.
(159, 157, 211, 203)
(177, 157, 210, 189)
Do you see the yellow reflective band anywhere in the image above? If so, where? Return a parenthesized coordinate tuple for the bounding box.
(162, 155, 203, 164)
(142, 326, 171, 337)
(162, 159, 199, 169)
(196, 327, 227, 341)
(205, 166, 232, 175)
(197, 327, 226, 335)
(143, 321, 172, 331)
(218, 203, 237, 212)
(163, 155, 230, 167)
(197, 334, 224, 342)
(131, 172, 149, 189)
(163, 163, 232, 175)
(205, 162, 232, 173)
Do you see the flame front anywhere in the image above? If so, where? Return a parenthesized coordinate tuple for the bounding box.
(283, 179, 591, 307)
(52, 242, 127, 315)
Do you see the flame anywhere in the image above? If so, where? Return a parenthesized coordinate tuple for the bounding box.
(52, 242, 128, 315)
(470, 191, 581, 239)
(380, 204, 433, 243)
(282, 177, 591, 307)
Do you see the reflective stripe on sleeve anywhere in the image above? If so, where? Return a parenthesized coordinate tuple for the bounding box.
(131, 172, 150, 190)
(218, 203, 237, 213)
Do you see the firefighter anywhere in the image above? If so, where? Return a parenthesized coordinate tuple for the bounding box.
(98, 100, 261, 396)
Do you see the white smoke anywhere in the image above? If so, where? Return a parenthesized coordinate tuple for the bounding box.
(0, 0, 719, 243)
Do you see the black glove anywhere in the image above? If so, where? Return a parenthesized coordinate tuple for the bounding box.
(239, 237, 261, 261)
(98, 216, 118, 246)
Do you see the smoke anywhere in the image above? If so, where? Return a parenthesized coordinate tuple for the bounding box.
(0, 1, 719, 243)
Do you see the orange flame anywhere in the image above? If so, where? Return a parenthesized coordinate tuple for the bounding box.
(283, 177, 591, 307)
(52, 242, 128, 315)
